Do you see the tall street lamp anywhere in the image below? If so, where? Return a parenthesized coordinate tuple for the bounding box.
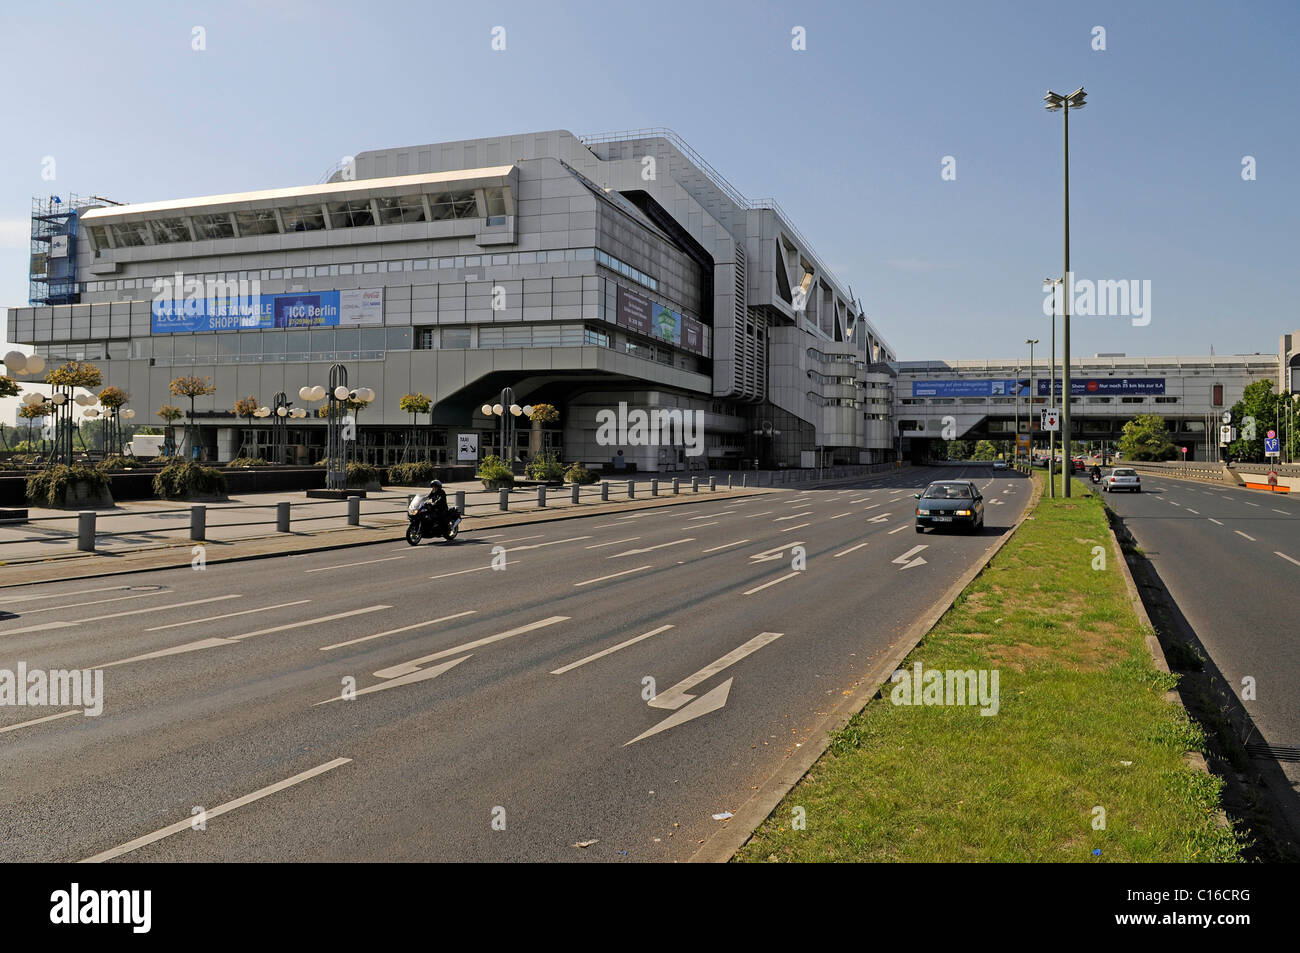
(1043, 277, 1063, 497)
(481, 387, 534, 466)
(1045, 86, 1086, 495)
(1013, 365, 1022, 465)
(1025, 338, 1038, 468)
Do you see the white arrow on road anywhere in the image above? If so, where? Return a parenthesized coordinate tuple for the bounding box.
(625, 679, 732, 746)
(868, 513, 892, 523)
(648, 630, 784, 710)
(892, 544, 928, 570)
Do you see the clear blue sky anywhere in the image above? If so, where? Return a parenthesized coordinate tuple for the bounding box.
(2, 0, 1295, 363)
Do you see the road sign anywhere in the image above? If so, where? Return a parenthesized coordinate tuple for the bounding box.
(1041, 408, 1060, 432)
(1219, 425, 1236, 445)
(1264, 436, 1280, 457)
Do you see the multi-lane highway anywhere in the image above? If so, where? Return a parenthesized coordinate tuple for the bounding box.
(1103, 475, 1299, 792)
(0, 465, 1030, 862)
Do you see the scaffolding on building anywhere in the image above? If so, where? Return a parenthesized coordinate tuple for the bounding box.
(29, 194, 82, 306)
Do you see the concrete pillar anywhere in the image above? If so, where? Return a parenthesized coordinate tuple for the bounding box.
(77, 511, 95, 552)
(190, 504, 206, 541)
(347, 495, 360, 526)
(276, 501, 290, 532)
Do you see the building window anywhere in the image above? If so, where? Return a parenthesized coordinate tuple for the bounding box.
(281, 204, 326, 232)
(416, 328, 436, 349)
(375, 194, 427, 225)
(149, 218, 191, 244)
(236, 208, 280, 236)
(584, 328, 610, 348)
(192, 213, 236, 240)
(327, 199, 375, 229)
(441, 328, 471, 349)
(1154, 396, 1178, 403)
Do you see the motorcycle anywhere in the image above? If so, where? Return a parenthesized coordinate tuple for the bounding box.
(1089, 469, 1102, 485)
(405, 492, 461, 545)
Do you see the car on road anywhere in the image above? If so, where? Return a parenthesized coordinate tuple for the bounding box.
(914, 480, 985, 533)
(1102, 467, 1141, 492)
(992, 460, 1008, 470)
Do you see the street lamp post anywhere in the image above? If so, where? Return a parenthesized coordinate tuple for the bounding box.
(255, 392, 306, 463)
(299, 368, 373, 490)
(1013, 365, 1021, 466)
(1044, 278, 1062, 497)
(1045, 86, 1086, 496)
(1026, 339, 1038, 469)
(481, 387, 534, 470)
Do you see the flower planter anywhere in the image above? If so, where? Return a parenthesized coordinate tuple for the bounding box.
(481, 478, 514, 491)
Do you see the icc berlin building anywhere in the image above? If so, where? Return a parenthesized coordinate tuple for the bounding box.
(10, 129, 898, 471)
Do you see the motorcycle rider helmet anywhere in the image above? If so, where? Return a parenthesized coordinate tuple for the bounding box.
(430, 479, 443, 489)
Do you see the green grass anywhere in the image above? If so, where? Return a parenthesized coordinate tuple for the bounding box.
(735, 474, 1245, 863)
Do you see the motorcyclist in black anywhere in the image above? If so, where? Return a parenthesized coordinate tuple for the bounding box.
(1090, 464, 1101, 483)
(427, 479, 449, 531)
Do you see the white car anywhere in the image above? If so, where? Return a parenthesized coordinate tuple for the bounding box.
(992, 461, 1008, 470)
(1103, 467, 1141, 492)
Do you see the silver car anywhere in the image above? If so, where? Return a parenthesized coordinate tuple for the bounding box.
(1103, 467, 1141, 492)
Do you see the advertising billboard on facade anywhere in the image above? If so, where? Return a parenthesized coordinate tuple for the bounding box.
(151, 289, 384, 333)
(912, 379, 1029, 397)
(1037, 377, 1165, 396)
(615, 285, 653, 336)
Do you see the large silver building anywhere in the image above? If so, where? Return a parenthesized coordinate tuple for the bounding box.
(8, 129, 897, 471)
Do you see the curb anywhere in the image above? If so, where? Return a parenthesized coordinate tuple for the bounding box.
(690, 471, 1043, 863)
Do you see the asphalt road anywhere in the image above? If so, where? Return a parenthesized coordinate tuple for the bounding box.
(1102, 475, 1300, 791)
(0, 464, 1030, 862)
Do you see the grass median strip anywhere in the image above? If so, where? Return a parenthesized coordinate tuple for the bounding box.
(736, 476, 1245, 863)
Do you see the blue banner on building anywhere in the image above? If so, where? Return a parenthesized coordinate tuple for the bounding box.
(1037, 377, 1165, 396)
(152, 291, 343, 333)
(912, 379, 1028, 397)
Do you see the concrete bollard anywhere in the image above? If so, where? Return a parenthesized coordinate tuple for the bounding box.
(190, 504, 206, 541)
(571, 483, 580, 504)
(276, 501, 290, 533)
(499, 488, 509, 511)
(650, 478, 659, 497)
(455, 490, 465, 512)
(672, 478, 680, 495)
(692, 477, 699, 493)
(709, 476, 717, 492)
(742, 473, 748, 488)
(537, 485, 547, 508)
(77, 511, 96, 552)
(601, 482, 610, 502)
(728, 475, 733, 489)
(347, 495, 360, 526)
(627, 479, 635, 499)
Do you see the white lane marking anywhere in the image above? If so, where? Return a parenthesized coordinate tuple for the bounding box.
(648, 631, 783, 710)
(80, 758, 353, 863)
(0, 620, 78, 635)
(304, 556, 404, 573)
(834, 542, 869, 557)
(0, 586, 134, 605)
(848, 497, 871, 504)
(1273, 508, 1290, 515)
(9, 591, 167, 617)
(867, 514, 892, 523)
(1168, 501, 1180, 507)
(626, 679, 732, 747)
(550, 625, 674, 675)
(1234, 531, 1256, 542)
(773, 511, 813, 521)
(743, 572, 799, 596)
(318, 655, 472, 703)
(233, 605, 391, 641)
(745, 511, 774, 518)
(497, 534, 544, 543)
(688, 521, 719, 529)
(892, 545, 928, 570)
(829, 512, 854, 519)
(98, 637, 236, 669)
(79, 594, 241, 624)
(702, 539, 749, 553)
(585, 537, 640, 549)
(575, 565, 651, 587)
(864, 504, 881, 511)
(1275, 552, 1300, 567)
(749, 542, 803, 560)
(1244, 502, 1260, 508)
(887, 525, 909, 535)
(430, 563, 518, 579)
(373, 616, 570, 677)
(0, 709, 80, 734)
(609, 538, 694, 558)
(146, 600, 312, 632)
(505, 536, 591, 552)
(1208, 519, 1223, 526)
(1186, 508, 1199, 515)
(318, 610, 478, 652)
(688, 511, 734, 520)
(780, 522, 811, 532)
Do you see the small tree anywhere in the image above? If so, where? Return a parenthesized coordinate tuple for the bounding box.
(19, 402, 52, 447)
(169, 375, 217, 457)
(399, 392, 432, 461)
(970, 440, 999, 461)
(46, 360, 103, 390)
(158, 404, 184, 456)
(1119, 414, 1177, 462)
(526, 402, 559, 458)
(0, 375, 20, 399)
(233, 395, 260, 458)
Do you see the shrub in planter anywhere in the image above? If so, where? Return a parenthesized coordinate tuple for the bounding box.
(564, 463, 598, 485)
(476, 454, 515, 490)
(345, 462, 382, 488)
(153, 460, 228, 499)
(225, 457, 272, 468)
(97, 456, 142, 472)
(524, 450, 565, 482)
(388, 461, 437, 485)
(26, 464, 113, 508)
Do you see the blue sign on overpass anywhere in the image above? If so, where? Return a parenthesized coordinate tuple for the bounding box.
(1037, 377, 1166, 396)
(912, 379, 1028, 397)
